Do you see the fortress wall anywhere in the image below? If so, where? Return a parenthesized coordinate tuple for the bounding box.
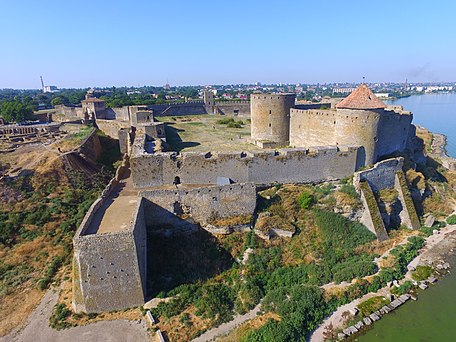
(72, 230, 145, 313)
(96, 119, 130, 139)
(77, 128, 102, 161)
(353, 157, 404, 193)
(376, 110, 413, 159)
(110, 107, 131, 121)
(54, 105, 83, 121)
(131, 146, 360, 188)
(335, 109, 382, 167)
(250, 94, 296, 143)
(140, 183, 256, 225)
(215, 101, 251, 116)
(289, 109, 337, 147)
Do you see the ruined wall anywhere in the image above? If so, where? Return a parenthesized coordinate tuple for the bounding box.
(376, 110, 413, 159)
(77, 128, 102, 162)
(359, 181, 389, 241)
(54, 105, 83, 121)
(96, 119, 130, 139)
(250, 94, 296, 143)
(140, 183, 256, 226)
(395, 171, 421, 229)
(289, 109, 337, 147)
(353, 157, 404, 192)
(215, 101, 251, 116)
(130, 139, 360, 188)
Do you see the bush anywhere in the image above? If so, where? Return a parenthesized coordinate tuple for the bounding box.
(447, 215, 456, 225)
(412, 265, 432, 281)
(227, 121, 243, 128)
(391, 280, 414, 295)
(297, 191, 314, 209)
(339, 184, 358, 198)
(216, 118, 235, 125)
(357, 296, 389, 317)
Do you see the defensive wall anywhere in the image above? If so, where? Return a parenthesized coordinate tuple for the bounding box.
(353, 157, 420, 239)
(140, 183, 257, 230)
(290, 107, 414, 167)
(72, 156, 147, 313)
(95, 119, 130, 139)
(130, 132, 360, 188)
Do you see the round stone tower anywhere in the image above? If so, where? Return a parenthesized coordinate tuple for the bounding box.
(250, 93, 296, 144)
(335, 84, 387, 167)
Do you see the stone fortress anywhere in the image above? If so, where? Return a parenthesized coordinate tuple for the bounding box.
(71, 84, 424, 313)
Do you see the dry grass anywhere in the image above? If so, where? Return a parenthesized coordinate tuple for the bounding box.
(153, 305, 212, 342)
(0, 288, 44, 336)
(155, 115, 256, 153)
(216, 312, 280, 342)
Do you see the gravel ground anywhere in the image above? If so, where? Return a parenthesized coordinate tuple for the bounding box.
(0, 288, 150, 342)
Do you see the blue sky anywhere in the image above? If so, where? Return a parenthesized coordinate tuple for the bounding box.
(1, 0, 455, 88)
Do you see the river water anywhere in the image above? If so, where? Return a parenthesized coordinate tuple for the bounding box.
(360, 254, 456, 341)
(360, 94, 456, 341)
(387, 93, 456, 157)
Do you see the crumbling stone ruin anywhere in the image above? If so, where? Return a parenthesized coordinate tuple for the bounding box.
(71, 84, 424, 313)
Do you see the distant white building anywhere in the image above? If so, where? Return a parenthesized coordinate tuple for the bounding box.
(43, 85, 58, 93)
(333, 87, 356, 94)
(374, 93, 390, 98)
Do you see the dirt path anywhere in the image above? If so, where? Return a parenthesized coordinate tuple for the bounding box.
(192, 303, 262, 342)
(0, 287, 150, 342)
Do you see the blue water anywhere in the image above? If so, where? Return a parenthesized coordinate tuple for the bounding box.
(386, 94, 456, 157)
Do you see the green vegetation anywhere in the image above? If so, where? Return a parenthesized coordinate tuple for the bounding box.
(339, 183, 358, 198)
(391, 280, 414, 295)
(412, 265, 432, 281)
(216, 117, 244, 128)
(357, 296, 390, 317)
(447, 215, 456, 225)
(297, 191, 314, 209)
(49, 303, 74, 330)
(0, 98, 35, 122)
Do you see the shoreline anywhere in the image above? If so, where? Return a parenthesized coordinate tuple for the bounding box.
(309, 224, 456, 342)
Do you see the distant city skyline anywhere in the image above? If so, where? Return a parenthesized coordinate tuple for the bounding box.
(1, 0, 455, 89)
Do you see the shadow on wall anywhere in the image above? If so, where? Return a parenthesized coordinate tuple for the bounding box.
(355, 146, 366, 170)
(164, 124, 200, 152)
(146, 225, 234, 298)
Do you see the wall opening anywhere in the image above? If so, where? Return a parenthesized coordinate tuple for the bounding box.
(173, 176, 181, 185)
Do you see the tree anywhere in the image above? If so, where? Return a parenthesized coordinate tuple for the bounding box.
(51, 96, 68, 106)
(0, 99, 35, 122)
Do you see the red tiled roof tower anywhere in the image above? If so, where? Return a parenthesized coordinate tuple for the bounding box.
(336, 84, 386, 110)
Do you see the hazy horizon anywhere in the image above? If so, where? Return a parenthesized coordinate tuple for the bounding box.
(1, 0, 455, 89)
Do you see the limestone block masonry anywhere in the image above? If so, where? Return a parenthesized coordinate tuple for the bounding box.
(130, 134, 360, 188)
(251, 93, 296, 144)
(72, 197, 147, 313)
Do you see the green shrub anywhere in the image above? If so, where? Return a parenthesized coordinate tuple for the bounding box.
(391, 280, 414, 295)
(357, 296, 389, 317)
(339, 184, 358, 198)
(227, 121, 243, 128)
(216, 118, 235, 125)
(412, 265, 432, 281)
(297, 191, 314, 209)
(447, 215, 456, 225)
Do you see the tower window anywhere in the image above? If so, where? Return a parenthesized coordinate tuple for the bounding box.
(269, 110, 272, 114)
(269, 123, 272, 127)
